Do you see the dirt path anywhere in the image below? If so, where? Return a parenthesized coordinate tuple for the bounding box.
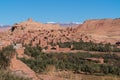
(45, 50, 120, 56)
(10, 56, 38, 80)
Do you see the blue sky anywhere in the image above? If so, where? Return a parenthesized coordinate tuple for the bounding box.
(0, 0, 120, 25)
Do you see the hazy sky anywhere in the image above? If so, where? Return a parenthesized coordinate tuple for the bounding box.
(0, 0, 120, 25)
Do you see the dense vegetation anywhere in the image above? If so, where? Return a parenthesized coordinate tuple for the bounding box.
(0, 45, 15, 69)
(57, 40, 120, 52)
(24, 45, 42, 57)
(20, 45, 120, 76)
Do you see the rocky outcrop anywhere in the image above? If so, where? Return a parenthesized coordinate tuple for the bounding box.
(12, 18, 62, 32)
(1, 18, 120, 50)
(9, 27, 92, 48)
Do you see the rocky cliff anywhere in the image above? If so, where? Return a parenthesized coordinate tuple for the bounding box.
(77, 18, 120, 43)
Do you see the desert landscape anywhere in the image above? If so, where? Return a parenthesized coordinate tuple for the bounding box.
(0, 0, 120, 80)
(0, 18, 120, 80)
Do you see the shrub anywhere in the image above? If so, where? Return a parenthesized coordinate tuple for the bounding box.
(0, 45, 15, 69)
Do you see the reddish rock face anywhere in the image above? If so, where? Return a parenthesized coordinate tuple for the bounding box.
(0, 18, 120, 52)
(77, 18, 120, 44)
(9, 19, 92, 48)
(77, 19, 120, 34)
